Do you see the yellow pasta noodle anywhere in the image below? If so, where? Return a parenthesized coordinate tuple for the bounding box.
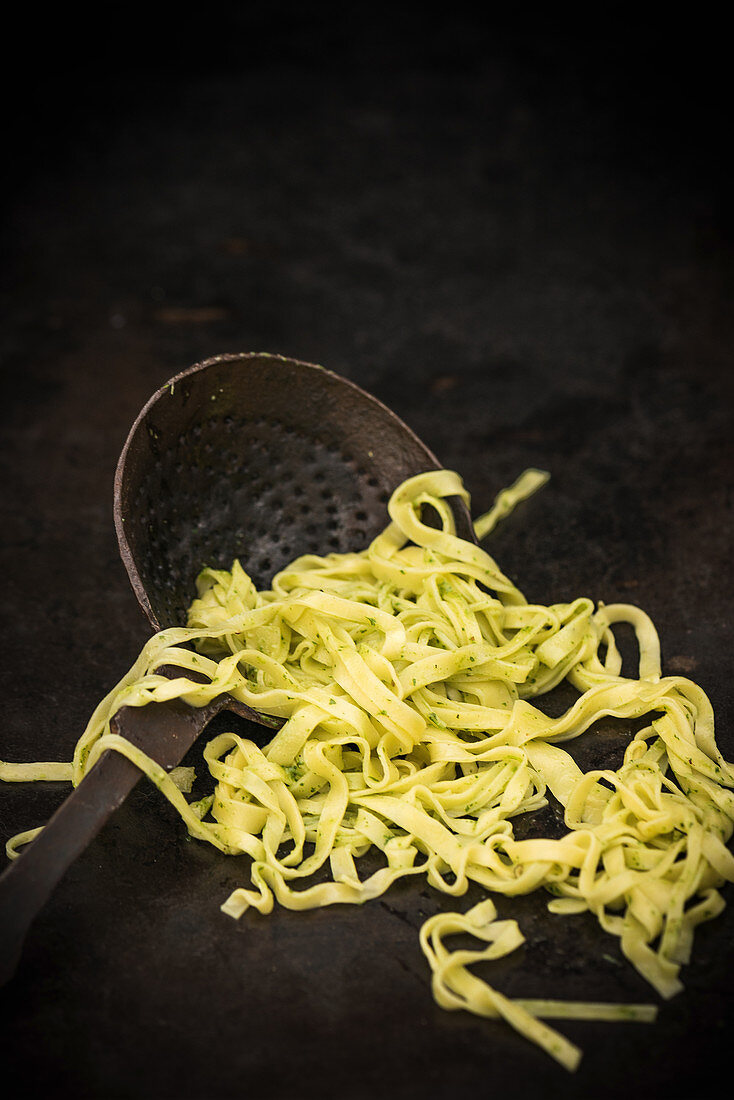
(3, 468, 732, 1070)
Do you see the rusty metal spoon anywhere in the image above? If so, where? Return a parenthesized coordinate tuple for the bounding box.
(0, 352, 475, 984)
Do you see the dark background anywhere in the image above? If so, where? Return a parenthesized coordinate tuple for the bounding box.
(1, 8, 732, 1098)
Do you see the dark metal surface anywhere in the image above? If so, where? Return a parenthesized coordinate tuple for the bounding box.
(1, 13, 732, 1100)
(115, 352, 473, 629)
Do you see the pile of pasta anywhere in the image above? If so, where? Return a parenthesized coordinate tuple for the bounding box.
(4, 469, 734, 1070)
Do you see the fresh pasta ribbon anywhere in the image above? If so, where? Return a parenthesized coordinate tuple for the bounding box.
(3, 467, 731, 1071)
(419, 897, 657, 1073)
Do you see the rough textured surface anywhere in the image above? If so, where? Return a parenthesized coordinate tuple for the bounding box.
(1, 12, 732, 1099)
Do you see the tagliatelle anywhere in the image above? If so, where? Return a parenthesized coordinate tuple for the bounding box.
(3, 468, 733, 1071)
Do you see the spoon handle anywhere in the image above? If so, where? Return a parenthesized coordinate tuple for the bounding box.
(0, 695, 228, 986)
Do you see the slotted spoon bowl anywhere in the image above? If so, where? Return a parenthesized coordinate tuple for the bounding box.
(0, 352, 474, 982)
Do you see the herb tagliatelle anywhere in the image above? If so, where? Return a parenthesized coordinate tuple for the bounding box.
(3, 468, 733, 1071)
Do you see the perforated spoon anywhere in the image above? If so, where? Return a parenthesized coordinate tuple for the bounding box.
(0, 352, 475, 983)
